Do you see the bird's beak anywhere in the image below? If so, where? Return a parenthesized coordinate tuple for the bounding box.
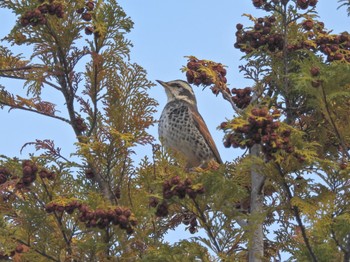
(156, 80, 166, 86)
(156, 80, 170, 90)
(156, 80, 173, 100)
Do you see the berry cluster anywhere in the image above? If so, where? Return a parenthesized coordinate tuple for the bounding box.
(252, 0, 269, 8)
(235, 16, 283, 54)
(20, 1, 64, 27)
(76, 1, 98, 36)
(45, 200, 81, 214)
(162, 176, 205, 200)
(39, 169, 56, 180)
(45, 200, 137, 234)
(296, 0, 318, 9)
(75, 116, 87, 132)
(1, 162, 58, 191)
(154, 200, 169, 217)
(231, 87, 252, 109)
(0, 164, 52, 201)
(315, 31, 350, 62)
(84, 26, 94, 35)
(292, 19, 350, 62)
(150, 196, 200, 234)
(302, 19, 314, 31)
(19, 160, 38, 187)
(252, 0, 317, 9)
(150, 176, 205, 218)
(76, 0, 95, 17)
(185, 57, 227, 87)
(309, 66, 322, 88)
(0, 167, 11, 185)
(182, 212, 199, 234)
(222, 108, 296, 160)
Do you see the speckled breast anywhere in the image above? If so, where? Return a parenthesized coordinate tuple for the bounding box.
(158, 101, 214, 167)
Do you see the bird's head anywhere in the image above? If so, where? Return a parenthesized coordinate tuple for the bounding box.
(156, 80, 197, 106)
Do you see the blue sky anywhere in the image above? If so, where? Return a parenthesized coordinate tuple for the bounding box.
(0, 0, 349, 258)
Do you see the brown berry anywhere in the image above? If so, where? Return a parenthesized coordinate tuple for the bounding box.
(297, 0, 309, 9)
(309, 0, 318, 6)
(81, 13, 92, 21)
(189, 226, 197, 234)
(170, 176, 180, 185)
(302, 20, 313, 31)
(85, 169, 94, 179)
(186, 70, 195, 84)
(155, 201, 169, 217)
(310, 67, 320, 76)
(39, 169, 48, 179)
(15, 245, 24, 253)
(220, 122, 228, 129)
(47, 172, 56, 180)
(340, 163, 348, 170)
(236, 23, 243, 30)
(334, 53, 344, 60)
(23, 166, 33, 176)
(86, 1, 95, 11)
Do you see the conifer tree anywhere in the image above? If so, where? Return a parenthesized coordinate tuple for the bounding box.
(182, 0, 350, 260)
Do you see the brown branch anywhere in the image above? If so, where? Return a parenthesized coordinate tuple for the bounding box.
(220, 88, 242, 114)
(0, 69, 62, 91)
(87, 53, 100, 136)
(29, 190, 73, 258)
(44, 22, 79, 132)
(192, 198, 222, 253)
(276, 164, 318, 262)
(0, 66, 44, 72)
(330, 228, 347, 254)
(0, 74, 27, 81)
(43, 81, 62, 91)
(15, 238, 59, 262)
(320, 84, 350, 159)
(0, 101, 70, 123)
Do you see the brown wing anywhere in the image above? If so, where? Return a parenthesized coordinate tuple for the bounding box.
(190, 107, 223, 164)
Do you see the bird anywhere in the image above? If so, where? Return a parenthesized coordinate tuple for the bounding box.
(157, 79, 222, 168)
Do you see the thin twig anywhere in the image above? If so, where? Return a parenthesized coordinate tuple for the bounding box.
(15, 238, 59, 262)
(320, 84, 350, 159)
(0, 65, 44, 72)
(0, 101, 71, 123)
(220, 89, 242, 114)
(192, 198, 222, 253)
(276, 164, 318, 262)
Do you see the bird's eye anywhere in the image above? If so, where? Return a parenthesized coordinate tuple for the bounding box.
(172, 83, 181, 88)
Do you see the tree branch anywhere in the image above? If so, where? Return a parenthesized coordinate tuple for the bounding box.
(320, 84, 350, 159)
(192, 198, 222, 253)
(248, 144, 265, 262)
(0, 101, 71, 123)
(15, 238, 59, 262)
(220, 88, 243, 114)
(276, 164, 318, 262)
